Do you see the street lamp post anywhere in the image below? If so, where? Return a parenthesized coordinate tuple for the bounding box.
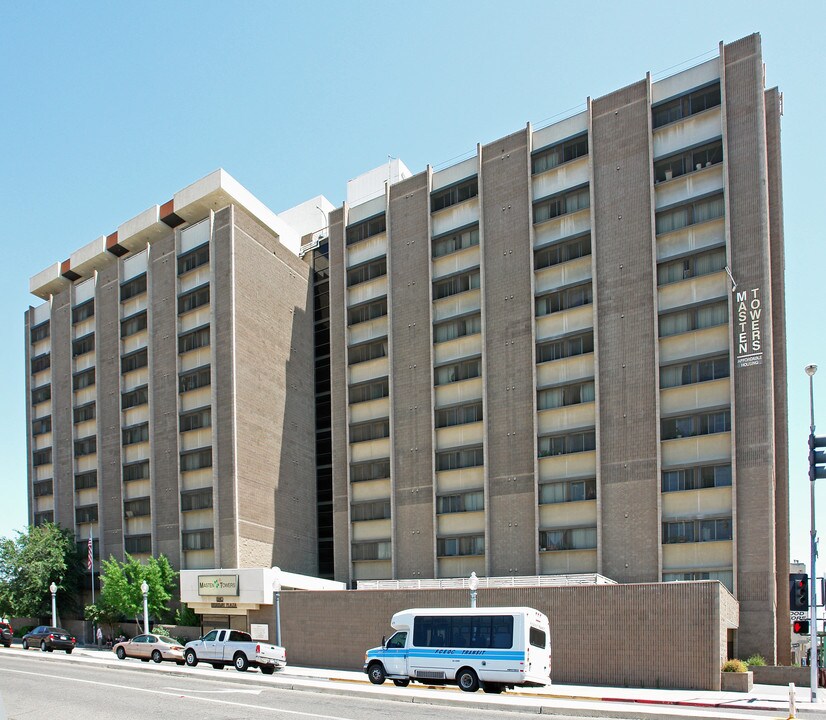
(806, 364, 819, 702)
(468, 572, 478, 609)
(140, 580, 149, 634)
(49, 582, 57, 627)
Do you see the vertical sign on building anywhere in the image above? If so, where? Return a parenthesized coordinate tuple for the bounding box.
(735, 287, 763, 368)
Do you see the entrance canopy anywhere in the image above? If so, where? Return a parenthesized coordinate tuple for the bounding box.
(181, 566, 344, 616)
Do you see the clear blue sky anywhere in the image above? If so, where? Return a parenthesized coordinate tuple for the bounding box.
(1, 1, 823, 571)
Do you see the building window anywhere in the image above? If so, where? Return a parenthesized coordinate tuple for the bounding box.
(183, 529, 214, 551)
(433, 269, 480, 300)
(434, 357, 481, 385)
(181, 488, 213, 511)
(34, 511, 54, 525)
(432, 226, 479, 259)
(33, 479, 53, 497)
(652, 82, 721, 129)
(346, 215, 386, 246)
(74, 436, 97, 457)
(655, 194, 724, 235)
(532, 134, 589, 174)
(535, 234, 591, 271)
(121, 310, 147, 338)
(32, 448, 52, 466)
(121, 386, 148, 410)
(435, 446, 484, 471)
(659, 301, 727, 337)
(537, 380, 595, 410)
(124, 534, 151, 554)
(347, 297, 387, 326)
(32, 384, 51, 405)
(30, 321, 50, 343)
(661, 410, 731, 440)
(537, 332, 594, 364)
(657, 247, 727, 286)
(348, 339, 388, 365)
(72, 334, 95, 358)
(72, 300, 95, 324)
(437, 535, 484, 557)
(435, 402, 483, 428)
(120, 274, 147, 301)
(654, 140, 724, 183)
(351, 500, 391, 522)
(124, 498, 150, 518)
(178, 284, 210, 314)
(350, 418, 390, 443)
(32, 416, 52, 436)
(31, 353, 51, 374)
(662, 464, 732, 492)
(121, 348, 148, 374)
(662, 517, 732, 544)
(539, 478, 597, 504)
(179, 326, 210, 353)
(75, 505, 98, 524)
(178, 243, 209, 275)
(352, 541, 391, 561)
(663, 569, 733, 591)
(74, 470, 97, 490)
(660, 355, 729, 388)
(349, 378, 389, 404)
(431, 178, 478, 212)
(434, 314, 481, 343)
(533, 186, 590, 224)
(538, 430, 596, 457)
(540, 527, 597, 551)
(180, 407, 211, 432)
(346, 257, 387, 287)
(123, 460, 149, 482)
(180, 366, 210, 393)
(436, 491, 484, 514)
(181, 448, 212, 471)
(73, 368, 96, 391)
(535, 283, 592, 317)
(350, 458, 391, 483)
(74, 402, 96, 423)
(122, 423, 149, 446)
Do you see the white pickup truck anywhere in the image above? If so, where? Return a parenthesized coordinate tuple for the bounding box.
(184, 629, 286, 673)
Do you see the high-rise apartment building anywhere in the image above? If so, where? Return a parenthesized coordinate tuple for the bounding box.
(25, 171, 328, 577)
(25, 33, 787, 661)
(327, 34, 787, 660)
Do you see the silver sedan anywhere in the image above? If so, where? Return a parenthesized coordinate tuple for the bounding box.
(113, 634, 186, 665)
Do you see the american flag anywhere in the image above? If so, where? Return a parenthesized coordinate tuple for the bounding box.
(87, 536, 93, 571)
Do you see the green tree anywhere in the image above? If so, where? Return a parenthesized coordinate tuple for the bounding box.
(98, 554, 177, 632)
(0, 523, 83, 620)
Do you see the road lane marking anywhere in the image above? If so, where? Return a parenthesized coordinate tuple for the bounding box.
(0, 667, 352, 719)
(164, 687, 262, 695)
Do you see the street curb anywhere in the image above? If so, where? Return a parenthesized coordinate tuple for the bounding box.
(14, 649, 816, 718)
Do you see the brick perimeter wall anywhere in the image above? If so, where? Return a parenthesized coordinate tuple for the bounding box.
(252, 581, 736, 690)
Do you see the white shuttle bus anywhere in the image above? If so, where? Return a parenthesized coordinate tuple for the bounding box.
(363, 606, 551, 693)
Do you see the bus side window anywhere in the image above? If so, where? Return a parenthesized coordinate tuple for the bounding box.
(387, 632, 407, 649)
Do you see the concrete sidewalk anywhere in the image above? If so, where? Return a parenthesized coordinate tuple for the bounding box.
(53, 645, 826, 717)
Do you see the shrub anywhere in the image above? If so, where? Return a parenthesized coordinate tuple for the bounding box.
(745, 654, 767, 667)
(722, 659, 748, 673)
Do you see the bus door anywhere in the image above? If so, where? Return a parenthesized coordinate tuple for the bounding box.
(383, 631, 408, 675)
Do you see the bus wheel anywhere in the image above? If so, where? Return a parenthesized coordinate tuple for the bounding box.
(392, 678, 410, 687)
(368, 663, 386, 685)
(483, 682, 504, 694)
(457, 668, 479, 692)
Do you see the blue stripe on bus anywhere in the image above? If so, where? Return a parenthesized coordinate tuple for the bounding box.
(368, 649, 525, 661)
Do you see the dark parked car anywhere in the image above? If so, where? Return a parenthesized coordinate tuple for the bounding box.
(0, 622, 12, 648)
(22, 626, 76, 653)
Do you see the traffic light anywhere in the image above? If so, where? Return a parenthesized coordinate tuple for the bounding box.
(790, 573, 809, 611)
(793, 620, 810, 635)
(809, 434, 826, 481)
